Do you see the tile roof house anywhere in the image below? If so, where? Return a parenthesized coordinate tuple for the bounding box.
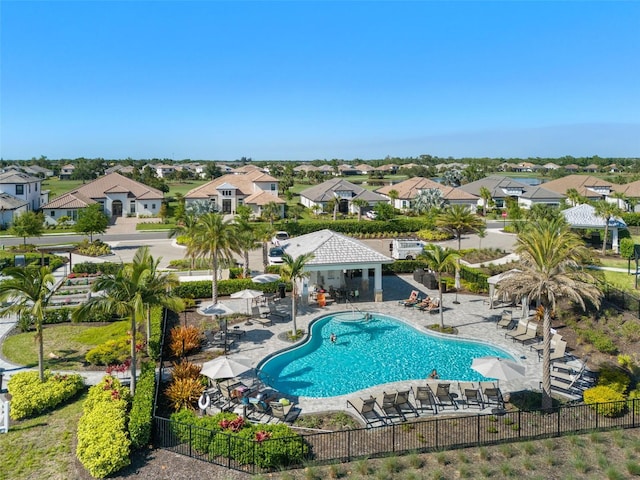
(376, 177, 478, 211)
(458, 175, 562, 209)
(299, 178, 388, 215)
(41, 172, 164, 223)
(0, 170, 46, 213)
(283, 229, 393, 302)
(59, 163, 75, 180)
(540, 175, 614, 200)
(611, 180, 640, 212)
(184, 169, 284, 217)
(0, 192, 28, 228)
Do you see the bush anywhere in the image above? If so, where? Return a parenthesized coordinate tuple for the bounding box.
(148, 306, 163, 361)
(576, 329, 619, 355)
(382, 260, 429, 274)
(165, 377, 205, 412)
(171, 360, 203, 380)
(168, 325, 202, 358)
(628, 389, 640, 414)
(620, 237, 635, 259)
(583, 385, 626, 417)
(597, 365, 631, 394)
(85, 336, 131, 366)
(416, 229, 453, 241)
(72, 261, 122, 275)
(129, 361, 156, 449)
(7, 370, 84, 420)
(77, 376, 131, 478)
(173, 278, 280, 299)
(277, 218, 427, 236)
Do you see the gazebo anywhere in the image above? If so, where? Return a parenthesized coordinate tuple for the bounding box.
(282, 229, 393, 302)
(487, 269, 521, 309)
(562, 204, 627, 253)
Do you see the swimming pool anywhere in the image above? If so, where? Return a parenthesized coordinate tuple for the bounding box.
(257, 312, 514, 398)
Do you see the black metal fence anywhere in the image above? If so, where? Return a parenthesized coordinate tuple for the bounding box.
(601, 282, 640, 319)
(153, 399, 640, 474)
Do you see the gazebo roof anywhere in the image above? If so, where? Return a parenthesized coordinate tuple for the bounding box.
(562, 204, 627, 229)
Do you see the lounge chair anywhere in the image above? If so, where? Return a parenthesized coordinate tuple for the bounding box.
(427, 381, 458, 410)
(512, 322, 539, 344)
(270, 401, 294, 423)
(481, 385, 505, 409)
(505, 318, 529, 340)
(458, 382, 484, 409)
(375, 392, 405, 422)
(415, 298, 434, 311)
(496, 310, 513, 329)
(530, 333, 562, 354)
(413, 386, 438, 414)
(394, 389, 419, 418)
(347, 397, 387, 428)
(546, 340, 568, 363)
(268, 304, 290, 322)
(399, 290, 419, 306)
(426, 298, 441, 313)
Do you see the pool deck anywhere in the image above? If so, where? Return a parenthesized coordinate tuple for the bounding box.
(224, 274, 577, 420)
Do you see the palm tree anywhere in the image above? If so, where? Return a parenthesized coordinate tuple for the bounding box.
(418, 245, 459, 329)
(565, 188, 586, 207)
(351, 198, 369, 221)
(477, 226, 487, 249)
(256, 224, 275, 271)
(594, 200, 623, 254)
(73, 247, 184, 395)
(235, 216, 260, 277)
(479, 186, 493, 216)
(191, 213, 241, 303)
(436, 205, 485, 250)
(0, 266, 56, 382)
(169, 213, 199, 273)
(496, 218, 602, 410)
(387, 189, 400, 209)
(261, 201, 281, 225)
(280, 252, 314, 336)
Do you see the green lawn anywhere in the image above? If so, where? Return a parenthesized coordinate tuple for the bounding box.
(41, 178, 87, 198)
(2, 321, 129, 369)
(166, 179, 210, 197)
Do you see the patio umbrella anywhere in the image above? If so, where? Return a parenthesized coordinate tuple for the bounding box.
(201, 356, 253, 380)
(251, 273, 281, 284)
(231, 289, 264, 314)
(198, 302, 235, 316)
(471, 356, 526, 382)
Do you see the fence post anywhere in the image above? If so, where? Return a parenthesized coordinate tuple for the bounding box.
(227, 433, 231, 469)
(435, 417, 439, 450)
(596, 403, 599, 430)
(477, 414, 481, 446)
(518, 410, 522, 439)
(634, 398, 637, 429)
(347, 429, 351, 462)
(392, 423, 396, 452)
(557, 407, 561, 436)
(189, 424, 192, 457)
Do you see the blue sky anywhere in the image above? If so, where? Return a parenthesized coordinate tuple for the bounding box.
(1, 1, 639, 161)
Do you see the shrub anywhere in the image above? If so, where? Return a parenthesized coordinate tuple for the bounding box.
(597, 365, 631, 394)
(77, 377, 131, 478)
(147, 306, 163, 361)
(628, 389, 640, 414)
(173, 278, 280, 299)
(168, 325, 202, 358)
(416, 229, 453, 241)
(279, 218, 426, 237)
(382, 260, 429, 274)
(129, 361, 156, 449)
(85, 336, 131, 366)
(620, 237, 635, 259)
(576, 328, 618, 355)
(7, 370, 84, 420)
(72, 261, 122, 275)
(76, 239, 112, 257)
(165, 377, 205, 411)
(583, 386, 626, 417)
(171, 360, 203, 380)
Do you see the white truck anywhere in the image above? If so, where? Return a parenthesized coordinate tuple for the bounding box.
(391, 238, 427, 260)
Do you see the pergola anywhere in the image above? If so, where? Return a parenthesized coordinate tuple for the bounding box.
(562, 204, 627, 253)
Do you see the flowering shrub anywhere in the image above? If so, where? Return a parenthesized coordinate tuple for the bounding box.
(583, 385, 626, 417)
(77, 376, 131, 478)
(7, 370, 84, 420)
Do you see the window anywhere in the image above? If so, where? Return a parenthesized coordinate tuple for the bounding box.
(152, 204, 156, 209)
(144, 204, 148, 209)
(271, 183, 276, 191)
(35, 184, 38, 191)
(222, 190, 232, 196)
(50, 210, 55, 217)
(130, 201, 136, 213)
(15, 185, 24, 195)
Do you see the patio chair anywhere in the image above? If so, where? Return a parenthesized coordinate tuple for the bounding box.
(347, 397, 387, 428)
(268, 303, 290, 322)
(547, 340, 568, 363)
(270, 401, 294, 423)
(505, 318, 529, 340)
(398, 290, 419, 306)
(253, 315, 273, 327)
(496, 310, 513, 329)
(375, 392, 405, 422)
(530, 333, 562, 354)
(458, 382, 485, 409)
(245, 397, 271, 421)
(512, 322, 539, 344)
(427, 382, 459, 410)
(413, 386, 438, 414)
(394, 389, 419, 418)
(426, 298, 441, 313)
(482, 386, 505, 409)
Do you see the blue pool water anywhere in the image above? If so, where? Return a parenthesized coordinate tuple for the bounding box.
(258, 312, 514, 398)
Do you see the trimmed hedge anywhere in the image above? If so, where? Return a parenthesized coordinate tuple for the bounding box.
(77, 376, 132, 478)
(129, 361, 156, 449)
(169, 409, 309, 469)
(276, 217, 428, 236)
(7, 370, 84, 420)
(382, 260, 429, 274)
(148, 306, 163, 361)
(85, 336, 131, 365)
(174, 278, 283, 299)
(72, 261, 122, 275)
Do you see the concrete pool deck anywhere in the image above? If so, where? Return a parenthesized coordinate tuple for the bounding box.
(224, 273, 569, 419)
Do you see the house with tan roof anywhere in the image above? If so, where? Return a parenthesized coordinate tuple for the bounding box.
(338, 164, 359, 176)
(611, 180, 640, 212)
(540, 175, 614, 201)
(41, 172, 164, 222)
(355, 164, 375, 174)
(232, 165, 265, 175)
(376, 177, 478, 211)
(59, 163, 75, 180)
(299, 178, 388, 215)
(459, 175, 563, 209)
(184, 169, 284, 217)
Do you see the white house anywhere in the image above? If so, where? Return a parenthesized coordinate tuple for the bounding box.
(0, 193, 28, 228)
(41, 172, 164, 223)
(0, 170, 45, 212)
(299, 178, 388, 215)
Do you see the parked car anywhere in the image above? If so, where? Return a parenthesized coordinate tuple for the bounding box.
(268, 247, 286, 265)
(365, 210, 378, 220)
(391, 238, 427, 260)
(272, 231, 290, 246)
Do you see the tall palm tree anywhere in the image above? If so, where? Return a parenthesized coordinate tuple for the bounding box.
(436, 205, 485, 250)
(281, 253, 314, 336)
(565, 188, 586, 207)
(0, 266, 56, 382)
(418, 245, 459, 328)
(256, 224, 275, 271)
(594, 200, 623, 254)
(261, 201, 281, 225)
(191, 213, 241, 303)
(73, 247, 184, 395)
(497, 218, 602, 410)
(479, 186, 493, 216)
(235, 215, 260, 278)
(169, 213, 199, 273)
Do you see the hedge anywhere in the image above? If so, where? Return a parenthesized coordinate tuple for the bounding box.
(174, 278, 284, 299)
(77, 376, 132, 478)
(129, 361, 156, 449)
(72, 261, 122, 275)
(7, 370, 85, 420)
(170, 409, 309, 469)
(275, 217, 428, 236)
(148, 306, 163, 361)
(0, 252, 65, 272)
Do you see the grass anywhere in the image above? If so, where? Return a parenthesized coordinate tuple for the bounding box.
(2, 321, 128, 369)
(41, 178, 87, 199)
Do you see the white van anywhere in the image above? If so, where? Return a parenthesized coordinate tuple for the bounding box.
(391, 238, 427, 260)
(272, 231, 290, 246)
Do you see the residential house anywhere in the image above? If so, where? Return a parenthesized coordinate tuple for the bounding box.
(299, 178, 388, 215)
(611, 180, 640, 212)
(542, 162, 561, 170)
(19, 165, 55, 178)
(0, 170, 46, 212)
(184, 169, 284, 217)
(564, 164, 581, 173)
(458, 175, 562, 209)
(152, 164, 176, 178)
(0, 193, 28, 228)
(41, 172, 164, 223)
(232, 165, 265, 175)
(584, 164, 600, 173)
(375, 164, 398, 174)
(540, 175, 614, 201)
(59, 163, 75, 180)
(338, 164, 360, 176)
(355, 164, 375, 175)
(294, 164, 320, 175)
(376, 177, 478, 211)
